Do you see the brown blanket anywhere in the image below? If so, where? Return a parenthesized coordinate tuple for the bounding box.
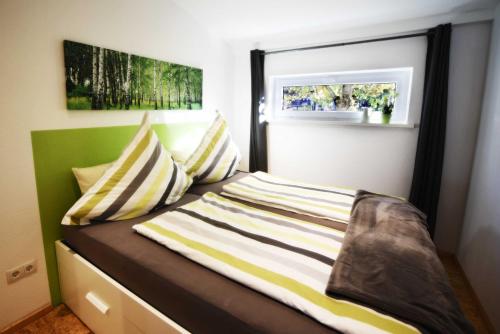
(326, 191, 474, 334)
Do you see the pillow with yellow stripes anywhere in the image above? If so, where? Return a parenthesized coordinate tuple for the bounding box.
(62, 113, 192, 225)
(184, 112, 240, 184)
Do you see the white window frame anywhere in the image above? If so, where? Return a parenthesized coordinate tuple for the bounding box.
(269, 67, 413, 124)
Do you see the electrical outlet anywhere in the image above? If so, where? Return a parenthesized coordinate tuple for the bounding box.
(5, 260, 37, 284)
(5, 265, 25, 284)
(23, 259, 37, 276)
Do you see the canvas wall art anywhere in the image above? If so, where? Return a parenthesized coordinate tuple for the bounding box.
(63, 40, 202, 110)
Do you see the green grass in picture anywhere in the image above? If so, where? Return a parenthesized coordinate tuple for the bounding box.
(64, 40, 203, 111)
(68, 97, 202, 111)
(67, 97, 91, 110)
(127, 102, 202, 110)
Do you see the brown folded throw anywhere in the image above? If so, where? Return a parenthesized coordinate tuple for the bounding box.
(326, 191, 474, 334)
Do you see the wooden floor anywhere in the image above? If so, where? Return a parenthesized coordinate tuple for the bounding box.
(439, 254, 494, 334)
(10, 305, 91, 334)
(10, 255, 493, 334)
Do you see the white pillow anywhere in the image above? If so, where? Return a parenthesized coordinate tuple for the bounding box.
(72, 162, 114, 194)
(170, 149, 192, 164)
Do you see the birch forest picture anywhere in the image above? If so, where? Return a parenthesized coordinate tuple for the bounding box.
(63, 40, 203, 110)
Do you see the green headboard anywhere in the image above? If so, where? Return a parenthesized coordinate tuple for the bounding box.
(31, 122, 208, 306)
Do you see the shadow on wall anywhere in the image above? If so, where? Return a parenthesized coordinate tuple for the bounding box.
(459, 224, 500, 327)
(461, 225, 500, 278)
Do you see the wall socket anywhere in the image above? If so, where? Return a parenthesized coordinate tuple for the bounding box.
(5, 260, 37, 284)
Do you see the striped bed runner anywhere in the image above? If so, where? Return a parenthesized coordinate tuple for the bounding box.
(133, 193, 419, 334)
(222, 172, 356, 223)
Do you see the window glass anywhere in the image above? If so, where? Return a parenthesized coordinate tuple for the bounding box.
(271, 68, 412, 124)
(282, 83, 397, 112)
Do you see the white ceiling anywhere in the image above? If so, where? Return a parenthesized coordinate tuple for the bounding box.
(171, 0, 498, 41)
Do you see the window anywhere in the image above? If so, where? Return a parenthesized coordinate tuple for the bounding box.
(270, 68, 413, 124)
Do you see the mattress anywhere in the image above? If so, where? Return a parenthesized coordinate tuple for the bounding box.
(63, 191, 347, 333)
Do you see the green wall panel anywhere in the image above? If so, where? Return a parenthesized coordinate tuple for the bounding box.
(31, 122, 208, 305)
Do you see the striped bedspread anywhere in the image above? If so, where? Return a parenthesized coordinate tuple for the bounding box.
(133, 193, 419, 334)
(222, 172, 356, 223)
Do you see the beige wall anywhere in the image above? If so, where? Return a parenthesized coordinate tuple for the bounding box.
(0, 0, 232, 329)
(458, 4, 500, 332)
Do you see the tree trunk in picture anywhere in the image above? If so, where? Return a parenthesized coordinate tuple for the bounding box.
(165, 64, 171, 109)
(197, 85, 202, 105)
(193, 84, 199, 105)
(113, 52, 123, 109)
(133, 76, 137, 106)
(159, 63, 164, 109)
(108, 54, 116, 107)
(153, 60, 158, 110)
(177, 88, 181, 108)
(96, 48, 105, 109)
(124, 53, 132, 109)
(112, 54, 118, 106)
(69, 68, 78, 86)
(167, 76, 171, 109)
(91, 46, 98, 109)
(185, 67, 192, 110)
(167, 69, 172, 110)
(104, 50, 109, 109)
(120, 54, 126, 109)
(137, 62, 141, 108)
(132, 79, 135, 106)
(176, 70, 181, 109)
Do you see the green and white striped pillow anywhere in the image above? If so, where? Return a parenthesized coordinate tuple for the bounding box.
(62, 113, 192, 225)
(184, 112, 240, 184)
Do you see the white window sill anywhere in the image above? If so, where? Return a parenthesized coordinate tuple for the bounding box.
(267, 117, 417, 129)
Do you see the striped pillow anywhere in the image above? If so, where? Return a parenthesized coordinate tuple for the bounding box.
(62, 113, 192, 225)
(184, 112, 240, 184)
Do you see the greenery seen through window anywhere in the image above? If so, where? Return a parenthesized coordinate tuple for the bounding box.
(282, 83, 397, 113)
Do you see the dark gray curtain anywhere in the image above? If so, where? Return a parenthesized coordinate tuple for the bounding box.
(410, 24, 451, 237)
(249, 49, 268, 172)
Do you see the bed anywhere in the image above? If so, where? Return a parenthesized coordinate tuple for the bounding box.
(60, 171, 472, 333)
(33, 118, 472, 334)
(62, 177, 346, 334)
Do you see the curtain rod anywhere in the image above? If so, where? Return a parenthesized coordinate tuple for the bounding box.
(264, 31, 432, 55)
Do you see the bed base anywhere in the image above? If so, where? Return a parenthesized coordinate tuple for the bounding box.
(55, 241, 189, 334)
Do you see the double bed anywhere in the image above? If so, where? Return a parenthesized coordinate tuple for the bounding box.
(59, 170, 472, 333)
(32, 115, 471, 333)
(62, 173, 346, 333)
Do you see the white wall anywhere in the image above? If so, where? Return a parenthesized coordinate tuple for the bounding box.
(0, 0, 232, 329)
(229, 21, 491, 252)
(264, 38, 426, 196)
(458, 5, 500, 332)
(434, 22, 491, 251)
(230, 37, 425, 190)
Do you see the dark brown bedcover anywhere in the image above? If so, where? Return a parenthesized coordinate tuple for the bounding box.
(326, 191, 473, 334)
(63, 175, 346, 334)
